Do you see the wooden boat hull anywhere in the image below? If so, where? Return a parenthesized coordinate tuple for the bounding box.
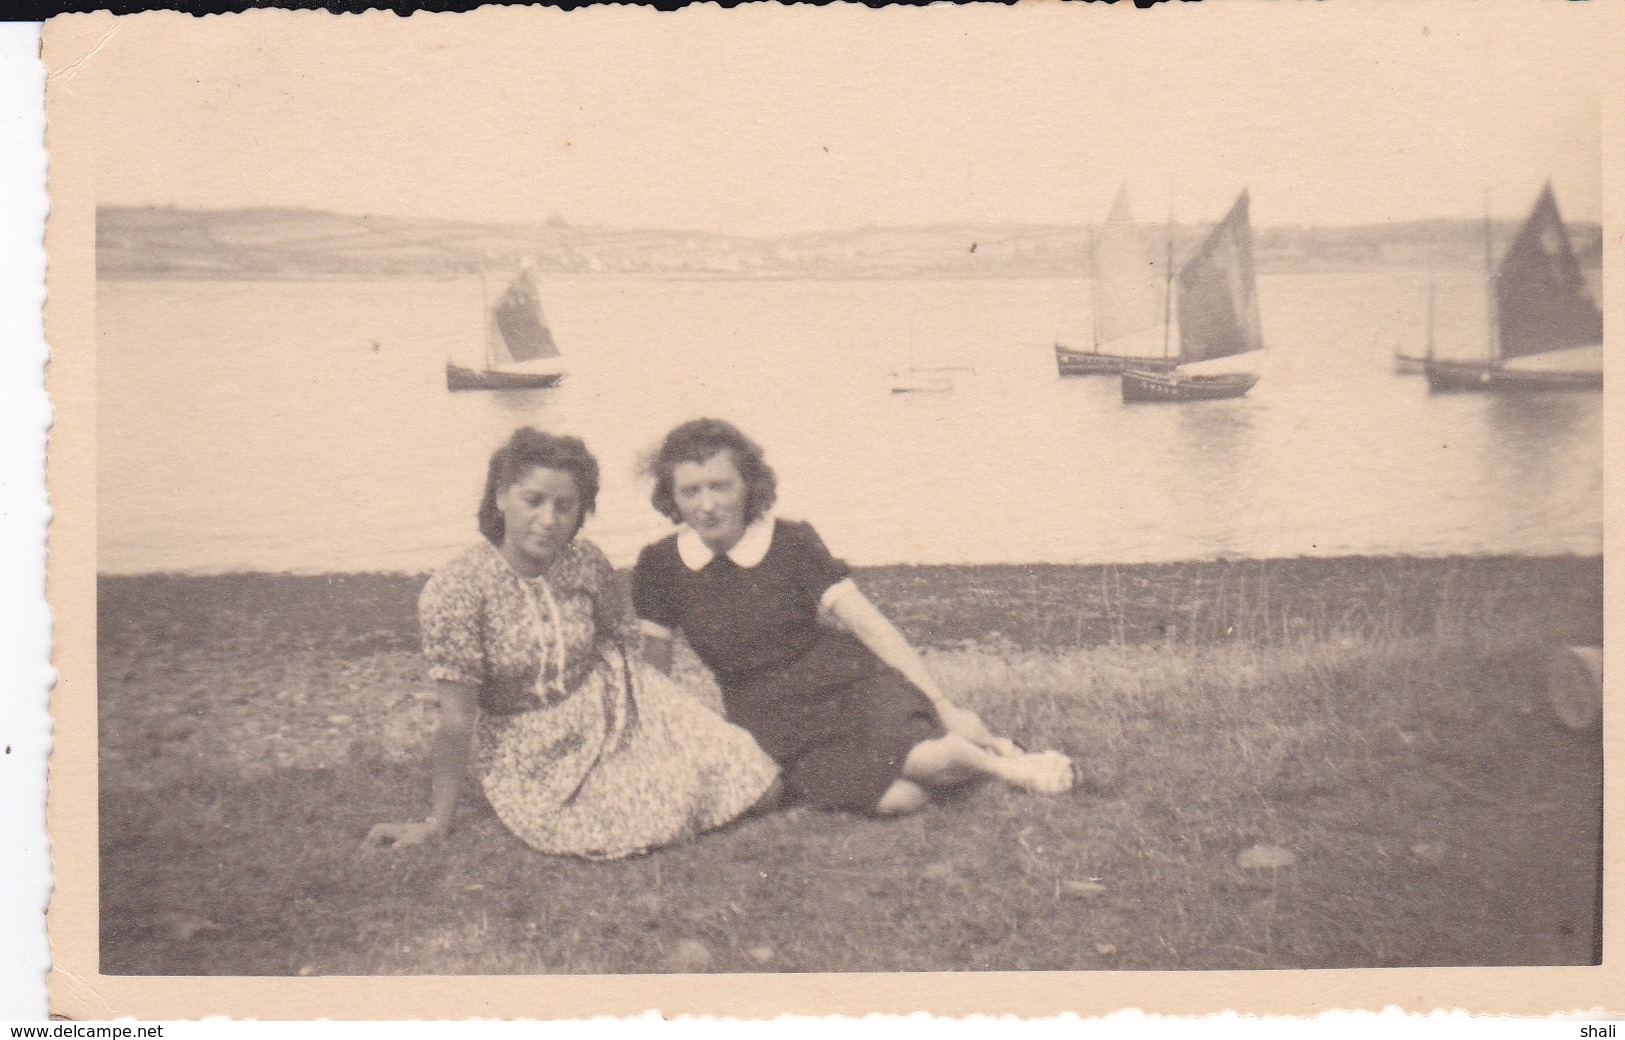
(446, 362, 564, 392)
(1055, 344, 1177, 377)
(1121, 368, 1259, 403)
(1423, 359, 1494, 392)
(1490, 367, 1602, 392)
(1424, 359, 1601, 393)
(1120, 370, 1259, 402)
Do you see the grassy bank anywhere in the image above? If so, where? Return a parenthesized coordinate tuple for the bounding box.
(98, 555, 1602, 974)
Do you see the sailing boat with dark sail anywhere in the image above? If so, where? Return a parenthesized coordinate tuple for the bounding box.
(1054, 188, 1178, 376)
(1121, 191, 1263, 403)
(446, 261, 567, 392)
(1425, 184, 1602, 393)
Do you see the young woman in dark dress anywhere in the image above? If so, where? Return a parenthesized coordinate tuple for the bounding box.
(633, 418, 1074, 817)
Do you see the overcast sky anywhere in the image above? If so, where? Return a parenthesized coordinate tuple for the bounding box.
(83, 2, 1609, 234)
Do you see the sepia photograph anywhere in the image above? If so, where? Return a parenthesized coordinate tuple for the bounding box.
(42, 1, 1618, 1019)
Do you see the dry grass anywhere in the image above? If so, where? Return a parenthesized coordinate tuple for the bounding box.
(98, 556, 1601, 975)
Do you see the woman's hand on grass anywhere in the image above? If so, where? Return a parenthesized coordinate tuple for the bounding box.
(363, 819, 443, 849)
(938, 705, 1021, 756)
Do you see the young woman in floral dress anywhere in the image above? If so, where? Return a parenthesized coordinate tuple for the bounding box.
(367, 427, 779, 859)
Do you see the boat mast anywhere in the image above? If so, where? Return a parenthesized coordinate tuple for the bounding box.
(1087, 224, 1100, 353)
(1160, 212, 1175, 360)
(1482, 196, 1498, 366)
(480, 257, 495, 369)
(1425, 267, 1436, 361)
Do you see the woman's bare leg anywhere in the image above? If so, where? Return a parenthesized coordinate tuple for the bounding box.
(901, 733, 1072, 794)
(874, 779, 931, 816)
(870, 735, 1073, 815)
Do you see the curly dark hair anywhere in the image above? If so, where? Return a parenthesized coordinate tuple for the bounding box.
(477, 427, 600, 545)
(645, 418, 777, 525)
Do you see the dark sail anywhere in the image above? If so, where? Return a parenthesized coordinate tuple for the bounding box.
(1175, 191, 1262, 365)
(1496, 184, 1602, 361)
(490, 268, 560, 364)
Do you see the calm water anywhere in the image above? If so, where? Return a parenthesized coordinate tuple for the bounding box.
(97, 271, 1602, 574)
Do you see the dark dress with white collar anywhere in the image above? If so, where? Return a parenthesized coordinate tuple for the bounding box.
(633, 519, 944, 812)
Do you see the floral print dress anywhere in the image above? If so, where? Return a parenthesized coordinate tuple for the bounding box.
(419, 539, 779, 859)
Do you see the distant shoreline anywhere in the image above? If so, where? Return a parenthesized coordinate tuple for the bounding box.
(96, 263, 1550, 285)
(97, 204, 1604, 283)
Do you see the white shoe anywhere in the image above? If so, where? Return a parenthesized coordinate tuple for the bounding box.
(1002, 750, 1075, 795)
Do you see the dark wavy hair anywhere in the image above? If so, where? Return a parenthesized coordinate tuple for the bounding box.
(646, 418, 777, 525)
(477, 427, 600, 545)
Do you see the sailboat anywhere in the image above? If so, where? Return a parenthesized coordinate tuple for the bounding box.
(1425, 184, 1602, 393)
(1054, 187, 1178, 376)
(446, 261, 568, 392)
(1120, 191, 1263, 403)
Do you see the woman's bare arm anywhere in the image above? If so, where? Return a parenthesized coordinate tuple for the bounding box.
(825, 584, 1018, 754)
(427, 681, 478, 830)
(365, 680, 478, 847)
(825, 583, 949, 706)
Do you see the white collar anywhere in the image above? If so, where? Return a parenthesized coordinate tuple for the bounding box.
(677, 515, 775, 571)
